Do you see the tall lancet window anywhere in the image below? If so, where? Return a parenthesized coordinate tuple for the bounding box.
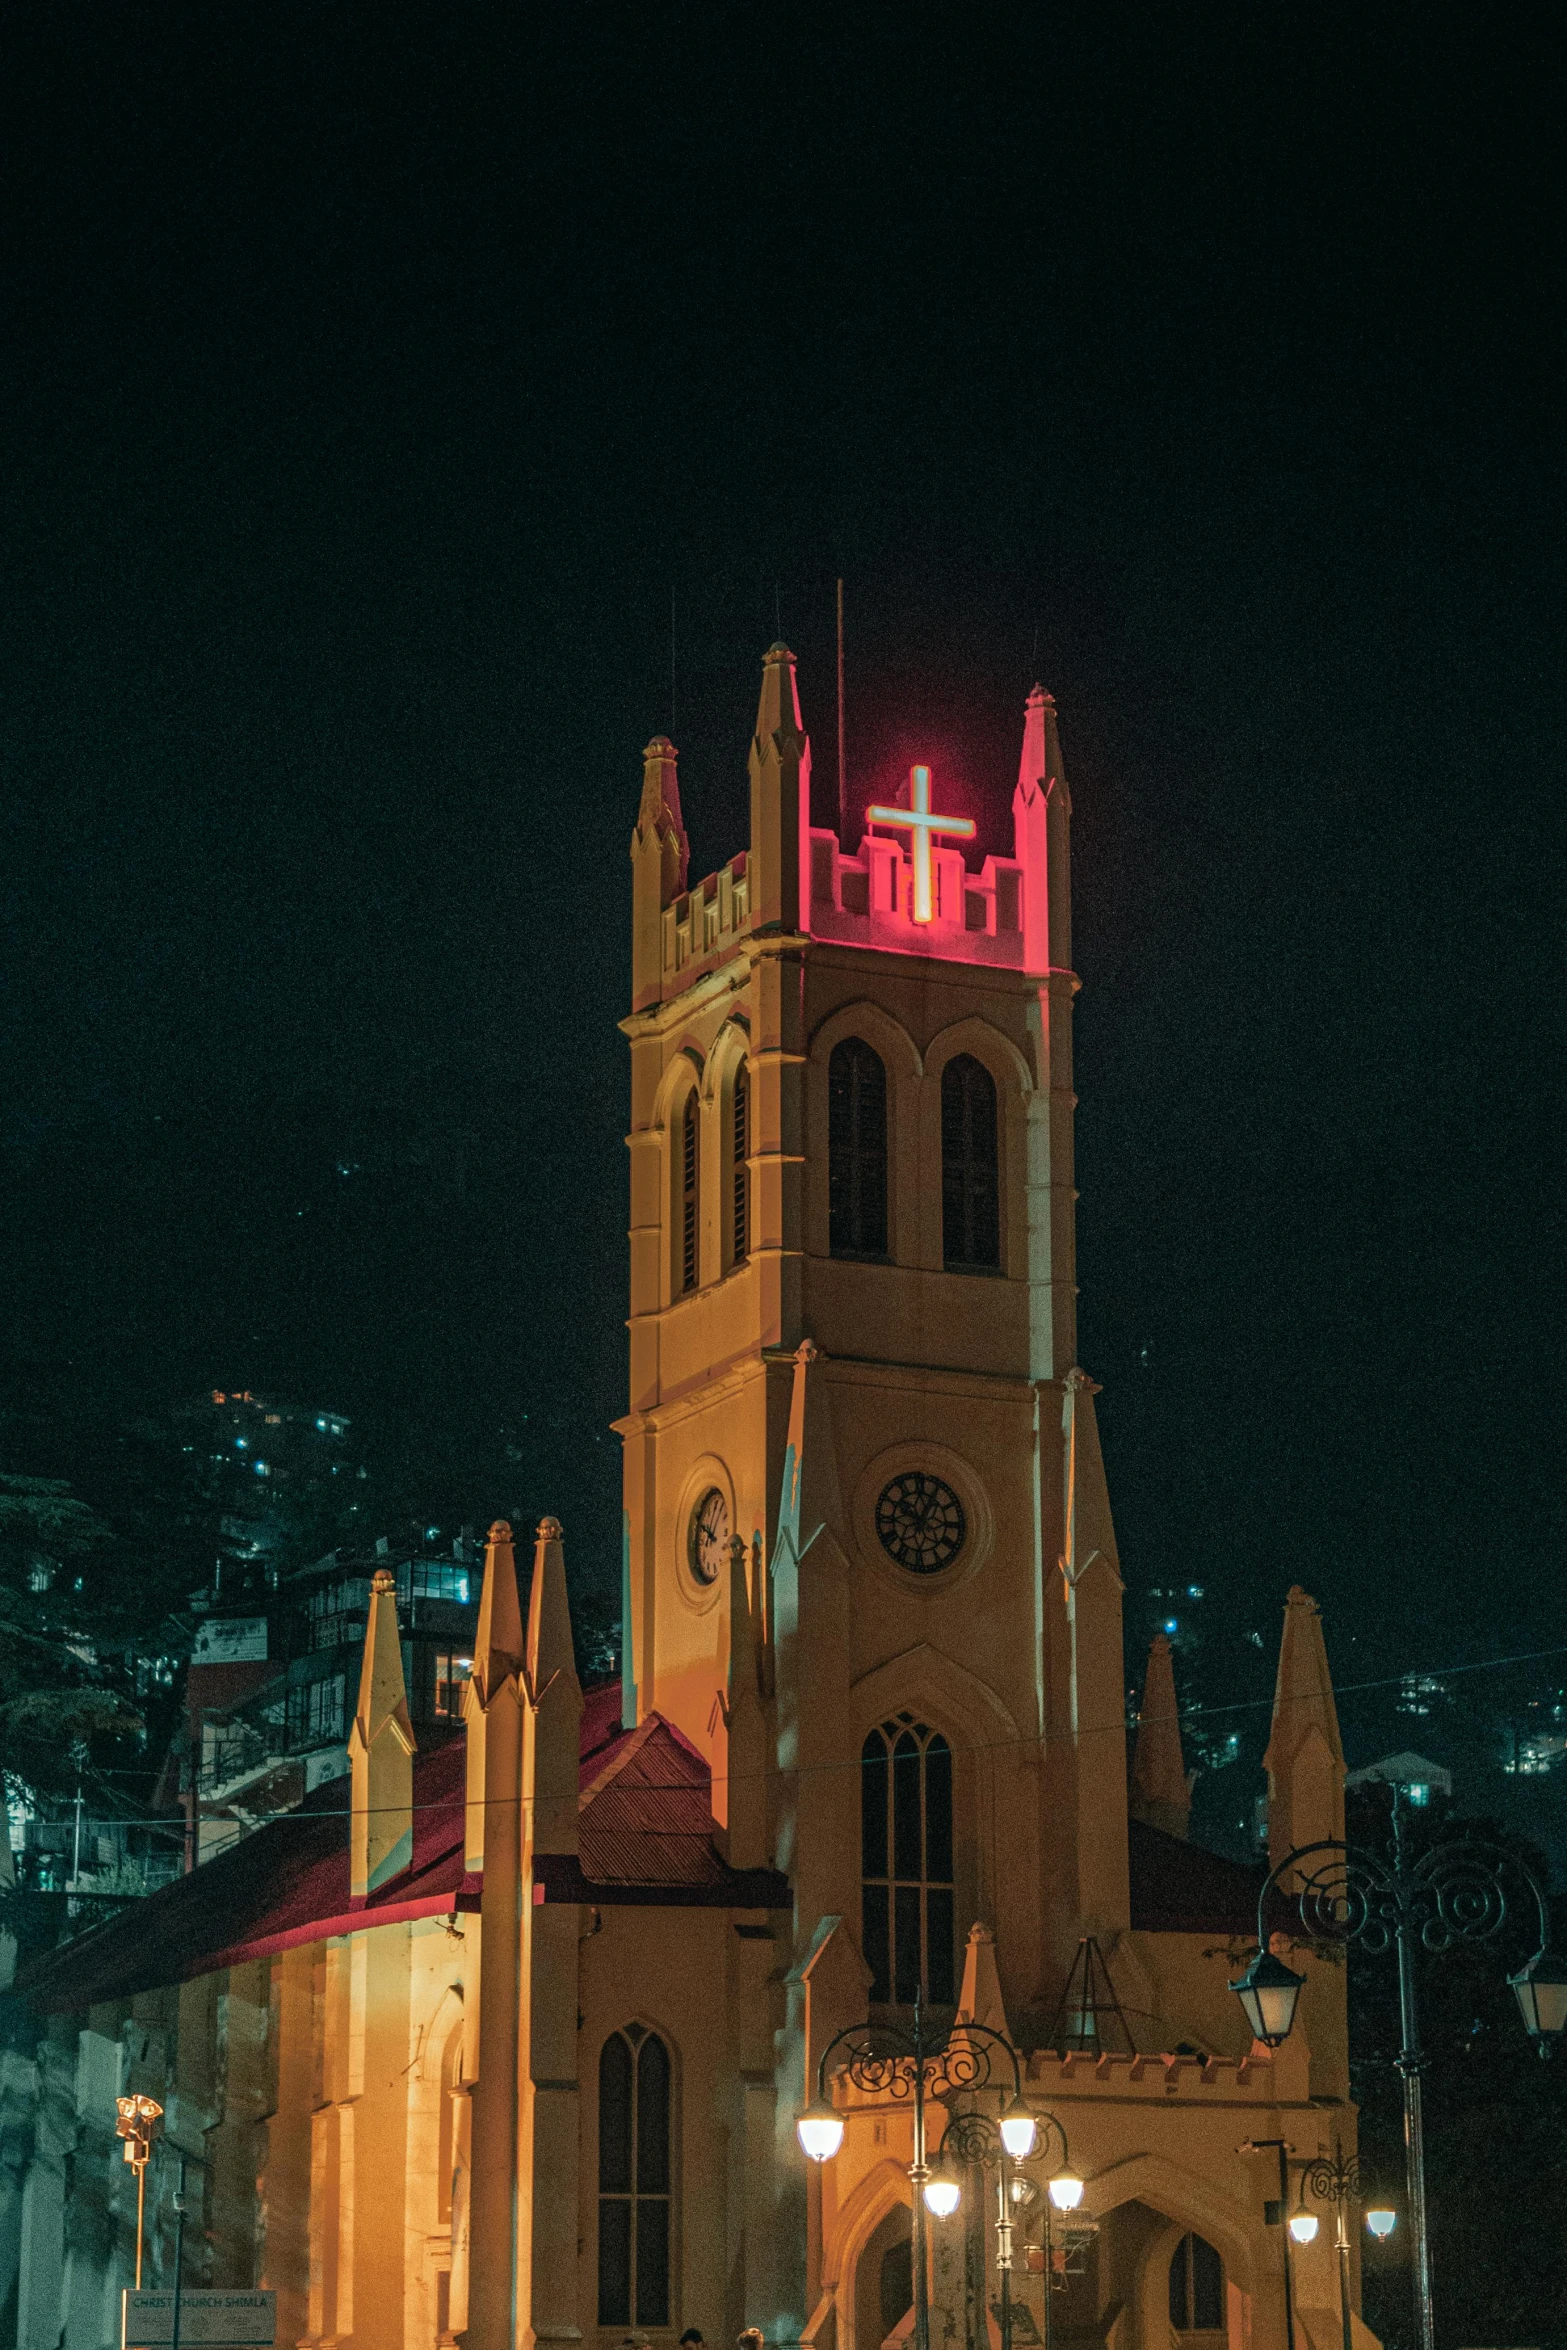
(1169, 2235, 1225, 2339)
(828, 1037, 889, 1259)
(941, 1054, 1000, 1272)
(732, 1061, 750, 1265)
(597, 2025, 672, 2328)
(861, 1715, 955, 2005)
(680, 1092, 699, 1294)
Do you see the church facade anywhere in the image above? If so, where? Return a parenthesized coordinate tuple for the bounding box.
(6, 647, 1368, 2350)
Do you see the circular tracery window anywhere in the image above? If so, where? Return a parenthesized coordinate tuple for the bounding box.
(875, 1472, 966, 1576)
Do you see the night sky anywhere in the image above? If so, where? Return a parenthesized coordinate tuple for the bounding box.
(4, 10, 1563, 1798)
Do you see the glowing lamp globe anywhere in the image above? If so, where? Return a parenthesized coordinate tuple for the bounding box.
(1509, 1948, 1567, 2048)
(999, 2099, 1038, 2161)
(1365, 2209, 1397, 2241)
(923, 2165, 962, 2219)
(1288, 2210, 1319, 2245)
(1230, 1949, 1307, 2048)
(1048, 2169, 1085, 2212)
(796, 2101, 845, 2164)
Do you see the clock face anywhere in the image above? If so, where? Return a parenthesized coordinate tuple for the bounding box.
(688, 1487, 730, 1585)
(875, 1472, 966, 1576)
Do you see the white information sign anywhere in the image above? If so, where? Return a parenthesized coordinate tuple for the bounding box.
(191, 1618, 269, 1665)
(122, 2289, 276, 2346)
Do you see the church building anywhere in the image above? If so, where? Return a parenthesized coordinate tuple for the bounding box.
(6, 645, 1368, 2350)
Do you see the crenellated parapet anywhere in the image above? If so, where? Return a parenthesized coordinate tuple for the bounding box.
(805, 824, 1029, 963)
(661, 849, 752, 988)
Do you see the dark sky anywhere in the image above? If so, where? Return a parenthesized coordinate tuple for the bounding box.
(3, 9, 1564, 1761)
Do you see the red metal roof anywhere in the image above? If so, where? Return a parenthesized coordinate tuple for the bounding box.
(22, 1688, 787, 2013)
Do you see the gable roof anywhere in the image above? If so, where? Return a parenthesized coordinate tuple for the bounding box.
(21, 1685, 787, 2014)
(1127, 1818, 1266, 1934)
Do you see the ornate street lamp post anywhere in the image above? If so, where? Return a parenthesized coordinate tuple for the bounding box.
(114, 2095, 163, 2290)
(1291, 2142, 1373, 2350)
(796, 1990, 1073, 2350)
(1229, 1793, 1567, 2350)
(938, 2106, 1080, 2350)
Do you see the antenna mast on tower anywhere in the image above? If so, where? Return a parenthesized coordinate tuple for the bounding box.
(836, 577, 847, 837)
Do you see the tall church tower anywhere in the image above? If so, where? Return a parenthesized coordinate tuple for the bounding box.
(618, 644, 1129, 2020)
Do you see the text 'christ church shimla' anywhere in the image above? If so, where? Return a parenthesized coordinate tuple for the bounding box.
(12, 644, 1365, 2350)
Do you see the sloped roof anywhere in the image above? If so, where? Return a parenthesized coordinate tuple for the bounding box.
(21, 1684, 787, 2014)
(1128, 1818, 1266, 1934)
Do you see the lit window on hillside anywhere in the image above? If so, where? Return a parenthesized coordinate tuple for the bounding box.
(435, 1656, 473, 1717)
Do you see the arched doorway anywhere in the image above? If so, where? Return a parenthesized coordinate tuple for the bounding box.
(1168, 2232, 1226, 2350)
(855, 2203, 913, 2350)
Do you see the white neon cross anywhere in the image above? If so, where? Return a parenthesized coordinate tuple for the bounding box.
(865, 764, 977, 924)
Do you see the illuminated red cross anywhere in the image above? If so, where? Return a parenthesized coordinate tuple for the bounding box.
(866, 764, 976, 924)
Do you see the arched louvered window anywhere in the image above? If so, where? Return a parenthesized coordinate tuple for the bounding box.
(828, 1037, 888, 1259)
(732, 1061, 749, 1265)
(680, 1092, 699, 1293)
(1169, 2234, 1225, 2335)
(597, 2025, 671, 2328)
(861, 1715, 954, 2005)
(941, 1054, 1000, 1271)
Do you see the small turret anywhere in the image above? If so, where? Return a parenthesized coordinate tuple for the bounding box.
(1264, 1585, 1345, 1869)
(347, 1567, 416, 1897)
(1057, 1368, 1129, 1930)
(748, 643, 812, 934)
(721, 1531, 769, 1867)
(1012, 684, 1071, 974)
(630, 735, 690, 1012)
(954, 1922, 1011, 2038)
(463, 1521, 528, 2348)
(524, 1514, 583, 1857)
(1129, 1632, 1191, 1841)
(463, 1516, 526, 1871)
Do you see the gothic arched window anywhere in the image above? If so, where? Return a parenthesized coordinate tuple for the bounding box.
(829, 1037, 889, 1259)
(597, 2025, 671, 2329)
(861, 1715, 955, 2005)
(941, 1054, 1000, 1272)
(1169, 2234, 1225, 2336)
(680, 1092, 699, 1294)
(732, 1061, 750, 1266)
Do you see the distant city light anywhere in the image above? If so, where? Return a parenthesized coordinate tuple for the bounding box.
(1187, 1584, 1204, 1598)
(235, 1438, 247, 1449)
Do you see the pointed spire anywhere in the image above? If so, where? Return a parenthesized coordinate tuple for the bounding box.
(754, 642, 806, 751)
(1061, 1368, 1120, 1592)
(954, 1922, 1011, 2038)
(1013, 684, 1071, 974)
(464, 1523, 527, 2343)
(464, 1519, 524, 1872)
(721, 1531, 768, 1867)
(728, 1529, 759, 1706)
(748, 643, 811, 933)
(1015, 684, 1051, 805)
(631, 736, 690, 1011)
(1059, 1369, 1130, 1929)
(524, 1514, 583, 1857)
(636, 736, 689, 882)
(1264, 1586, 1346, 1870)
(348, 1567, 416, 1896)
(471, 1519, 525, 1703)
(1129, 1633, 1191, 1840)
(772, 1339, 818, 1573)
